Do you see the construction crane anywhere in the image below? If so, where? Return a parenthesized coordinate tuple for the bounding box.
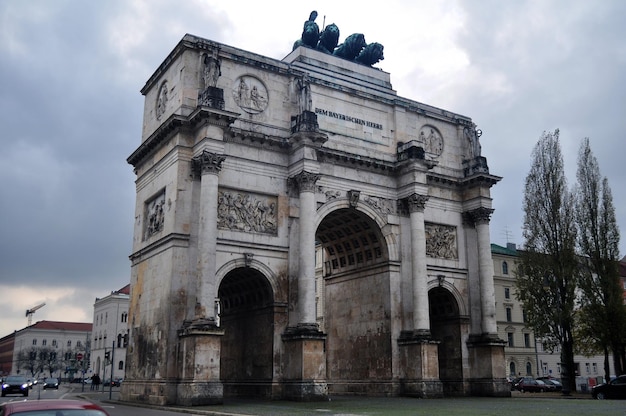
(26, 302, 45, 326)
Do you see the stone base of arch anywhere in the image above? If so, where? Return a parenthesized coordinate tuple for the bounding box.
(281, 325, 328, 401)
(397, 331, 444, 398)
(467, 334, 511, 397)
(176, 321, 225, 405)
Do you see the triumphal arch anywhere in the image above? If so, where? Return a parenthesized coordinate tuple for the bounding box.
(121, 16, 508, 406)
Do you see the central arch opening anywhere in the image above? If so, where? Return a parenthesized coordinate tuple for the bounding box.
(316, 208, 392, 395)
(218, 267, 275, 398)
(429, 286, 463, 396)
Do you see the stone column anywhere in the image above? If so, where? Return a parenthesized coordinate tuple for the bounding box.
(175, 150, 227, 406)
(193, 150, 226, 323)
(282, 170, 327, 401)
(464, 207, 508, 397)
(471, 207, 497, 335)
(407, 193, 430, 335)
(291, 170, 319, 327)
(398, 193, 442, 398)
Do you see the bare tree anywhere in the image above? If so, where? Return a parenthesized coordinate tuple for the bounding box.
(516, 129, 579, 394)
(574, 137, 624, 380)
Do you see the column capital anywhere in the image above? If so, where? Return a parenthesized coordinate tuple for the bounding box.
(289, 170, 320, 193)
(406, 193, 429, 213)
(463, 207, 494, 226)
(192, 150, 226, 176)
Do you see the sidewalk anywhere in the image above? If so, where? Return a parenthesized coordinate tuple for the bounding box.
(71, 389, 623, 416)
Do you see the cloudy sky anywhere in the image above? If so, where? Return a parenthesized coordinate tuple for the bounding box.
(1, 0, 625, 337)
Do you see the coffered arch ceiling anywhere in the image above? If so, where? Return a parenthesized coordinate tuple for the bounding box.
(316, 208, 388, 275)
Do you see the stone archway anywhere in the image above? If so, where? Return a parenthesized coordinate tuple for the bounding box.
(429, 286, 464, 396)
(218, 267, 275, 398)
(316, 208, 392, 395)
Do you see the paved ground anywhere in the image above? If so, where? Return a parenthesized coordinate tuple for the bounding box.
(73, 389, 626, 416)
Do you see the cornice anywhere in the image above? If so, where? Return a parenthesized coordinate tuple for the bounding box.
(316, 147, 396, 173)
(127, 108, 238, 168)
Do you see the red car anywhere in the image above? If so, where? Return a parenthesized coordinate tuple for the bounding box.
(512, 377, 551, 392)
(0, 399, 110, 415)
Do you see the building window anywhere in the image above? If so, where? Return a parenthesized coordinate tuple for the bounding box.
(77, 341, 82, 348)
(524, 333, 531, 348)
(42, 339, 47, 346)
(522, 309, 527, 323)
(585, 363, 590, 374)
(506, 307, 512, 322)
(502, 261, 509, 275)
(507, 333, 514, 347)
(121, 312, 128, 323)
(526, 362, 532, 375)
(52, 339, 57, 347)
(118, 361, 124, 370)
(509, 362, 516, 377)
(67, 340, 72, 347)
(32, 339, 37, 346)
(593, 363, 597, 374)
(504, 287, 510, 299)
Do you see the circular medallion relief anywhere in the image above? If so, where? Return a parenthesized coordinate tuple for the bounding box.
(418, 125, 444, 157)
(155, 81, 168, 120)
(232, 75, 268, 114)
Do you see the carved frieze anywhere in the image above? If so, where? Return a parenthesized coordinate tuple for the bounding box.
(217, 189, 278, 235)
(362, 194, 396, 215)
(425, 223, 458, 260)
(232, 75, 268, 114)
(144, 190, 166, 240)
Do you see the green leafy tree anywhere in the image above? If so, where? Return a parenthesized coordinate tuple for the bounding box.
(574, 137, 624, 380)
(516, 129, 579, 394)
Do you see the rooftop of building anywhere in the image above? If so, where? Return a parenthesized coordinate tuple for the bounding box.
(491, 243, 519, 257)
(26, 320, 92, 332)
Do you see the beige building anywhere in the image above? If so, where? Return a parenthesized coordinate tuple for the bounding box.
(491, 243, 537, 379)
(9, 321, 92, 379)
(91, 284, 129, 384)
(491, 243, 619, 390)
(122, 25, 508, 406)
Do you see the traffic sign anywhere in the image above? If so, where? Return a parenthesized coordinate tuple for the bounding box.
(76, 353, 83, 360)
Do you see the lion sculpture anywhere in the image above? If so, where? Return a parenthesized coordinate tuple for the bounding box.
(316, 23, 340, 54)
(355, 42, 385, 66)
(333, 33, 366, 61)
(293, 11, 320, 50)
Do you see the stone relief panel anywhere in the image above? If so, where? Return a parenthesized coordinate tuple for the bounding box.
(317, 187, 396, 216)
(144, 190, 166, 240)
(418, 125, 444, 158)
(232, 75, 268, 114)
(362, 194, 396, 215)
(425, 222, 458, 260)
(155, 81, 168, 120)
(217, 189, 277, 235)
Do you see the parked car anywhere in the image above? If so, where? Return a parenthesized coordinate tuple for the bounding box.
(1, 375, 29, 397)
(592, 374, 626, 399)
(538, 377, 562, 391)
(42, 377, 59, 389)
(102, 377, 123, 387)
(0, 399, 110, 415)
(512, 377, 550, 393)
